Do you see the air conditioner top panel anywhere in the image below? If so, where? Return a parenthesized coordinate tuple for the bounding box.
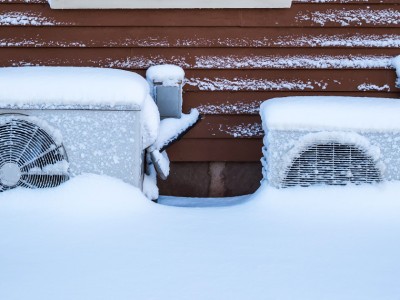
(0, 67, 149, 111)
(260, 96, 400, 133)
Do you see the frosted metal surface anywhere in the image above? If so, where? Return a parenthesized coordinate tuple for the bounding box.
(264, 130, 400, 188)
(0, 109, 143, 188)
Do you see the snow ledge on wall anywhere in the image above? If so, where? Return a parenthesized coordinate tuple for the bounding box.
(47, 0, 292, 9)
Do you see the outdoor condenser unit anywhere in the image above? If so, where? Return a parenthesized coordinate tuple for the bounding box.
(0, 67, 161, 193)
(260, 96, 400, 188)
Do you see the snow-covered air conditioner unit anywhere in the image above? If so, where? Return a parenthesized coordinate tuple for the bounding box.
(260, 97, 400, 188)
(0, 67, 159, 193)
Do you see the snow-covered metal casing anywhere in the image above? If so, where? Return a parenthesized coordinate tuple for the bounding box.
(153, 83, 183, 119)
(0, 109, 143, 188)
(260, 96, 400, 188)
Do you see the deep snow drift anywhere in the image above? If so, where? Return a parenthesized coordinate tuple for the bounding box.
(1, 175, 400, 300)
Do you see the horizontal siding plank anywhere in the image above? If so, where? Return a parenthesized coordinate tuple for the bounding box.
(184, 115, 263, 139)
(183, 69, 398, 92)
(167, 138, 263, 162)
(0, 49, 396, 92)
(1, 27, 399, 48)
(0, 48, 398, 70)
(183, 91, 400, 114)
(0, 4, 398, 27)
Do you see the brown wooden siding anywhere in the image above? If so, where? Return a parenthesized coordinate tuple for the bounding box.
(0, 0, 399, 162)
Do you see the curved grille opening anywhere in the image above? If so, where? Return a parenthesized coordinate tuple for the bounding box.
(0, 117, 69, 192)
(282, 143, 382, 188)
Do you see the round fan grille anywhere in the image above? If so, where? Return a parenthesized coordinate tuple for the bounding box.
(0, 116, 69, 192)
(282, 143, 381, 188)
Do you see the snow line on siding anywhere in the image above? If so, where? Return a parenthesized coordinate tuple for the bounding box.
(0, 34, 398, 48)
(177, 34, 400, 47)
(195, 55, 393, 69)
(196, 102, 263, 115)
(186, 78, 327, 91)
(6, 55, 393, 70)
(0, 11, 66, 26)
(274, 34, 400, 48)
(7, 56, 190, 69)
(296, 8, 400, 26)
(218, 122, 264, 138)
(357, 83, 391, 91)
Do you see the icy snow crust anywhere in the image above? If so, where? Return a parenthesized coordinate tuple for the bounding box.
(1, 175, 400, 300)
(0, 67, 149, 110)
(261, 96, 400, 132)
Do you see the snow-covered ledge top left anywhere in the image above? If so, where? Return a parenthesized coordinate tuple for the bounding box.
(0, 67, 150, 110)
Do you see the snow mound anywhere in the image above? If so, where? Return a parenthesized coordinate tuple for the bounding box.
(0, 174, 151, 218)
(0, 67, 149, 110)
(146, 64, 185, 86)
(261, 96, 400, 132)
(1, 176, 400, 299)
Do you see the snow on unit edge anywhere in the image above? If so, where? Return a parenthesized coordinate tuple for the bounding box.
(393, 55, 400, 87)
(0, 67, 149, 109)
(260, 96, 400, 132)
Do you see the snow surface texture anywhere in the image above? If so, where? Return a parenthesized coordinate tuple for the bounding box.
(260, 97, 400, 187)
(0, 67, 149, 110)
(1, 175, 400, 300)
(393, 55, 400, 87)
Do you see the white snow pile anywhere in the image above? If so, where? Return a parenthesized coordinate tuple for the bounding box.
(152, 109, 199, 151)
(0, 67, 150, 109)
(393, 55, 400, 87)
(146, 64, 185, 87)
(1, 177, 400, 300)
(261, 96, 400, 132)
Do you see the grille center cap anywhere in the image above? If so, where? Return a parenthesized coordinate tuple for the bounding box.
(0, 163, 21, 187)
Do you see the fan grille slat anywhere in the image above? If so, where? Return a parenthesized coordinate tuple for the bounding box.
(282, 143, 382, 188)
